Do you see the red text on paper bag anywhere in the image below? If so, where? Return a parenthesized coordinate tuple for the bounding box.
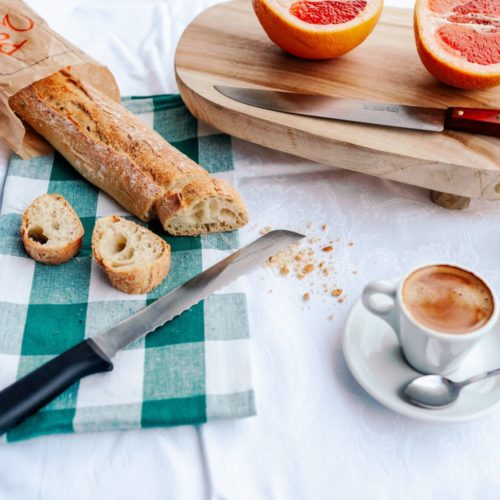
(0, 0, 119, 159)
(0, 12, 34, 56)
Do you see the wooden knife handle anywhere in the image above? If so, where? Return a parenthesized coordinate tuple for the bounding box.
(444, 107, 500, 138)
(0, 339, 113, 436)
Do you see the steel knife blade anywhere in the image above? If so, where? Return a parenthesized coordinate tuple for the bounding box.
(0, 230, 304, 434)
(92, 229, 303, 358)
(214, 85, 500, 137)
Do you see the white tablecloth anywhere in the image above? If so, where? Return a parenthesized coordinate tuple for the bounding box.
(2, 1, 500, 499)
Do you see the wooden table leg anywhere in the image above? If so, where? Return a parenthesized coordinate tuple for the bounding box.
(430, 191, 471, 210)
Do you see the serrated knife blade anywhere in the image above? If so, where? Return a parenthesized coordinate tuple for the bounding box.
(93, 229, 304, 358)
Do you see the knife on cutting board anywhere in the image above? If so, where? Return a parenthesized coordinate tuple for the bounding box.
(215, 85, 500, 138)
(0, 230, 304, 435)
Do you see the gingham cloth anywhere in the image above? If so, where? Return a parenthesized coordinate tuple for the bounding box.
(0, 95, 255, 443)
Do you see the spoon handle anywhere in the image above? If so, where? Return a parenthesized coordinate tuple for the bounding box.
(460, 367, 500, 388)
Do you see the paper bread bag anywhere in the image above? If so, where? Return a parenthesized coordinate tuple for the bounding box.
(0, 0, 119, 159)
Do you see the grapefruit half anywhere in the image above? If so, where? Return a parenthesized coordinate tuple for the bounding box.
(415, 0, 500, 89)
(252, 0, 384, 59)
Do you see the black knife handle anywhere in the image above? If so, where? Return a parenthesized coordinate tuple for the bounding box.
(0, 339, 113, 435)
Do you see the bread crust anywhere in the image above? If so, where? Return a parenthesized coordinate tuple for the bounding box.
(21, 194, 84, 265)
(9, 70, 248, 235)
(9, 73, 162, 221)
(92, 215, 171, 294)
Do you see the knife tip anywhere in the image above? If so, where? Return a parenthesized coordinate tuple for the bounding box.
(266, 229, 306, 241)
(214, 84, 227, 94)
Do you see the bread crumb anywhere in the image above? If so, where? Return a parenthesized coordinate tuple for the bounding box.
(303, 263, 314, 274)
(322, 246, 333, 252)
(280, 265, 290, 276)
(260, 226, 273, 235)
(303, 292, 310, 301)
(332, 288, 343, 297)
(327, 314, 334, 320)
(338, 297, 345, 303)
(348, 241, 354, 247)
(322, 224, 328, 231)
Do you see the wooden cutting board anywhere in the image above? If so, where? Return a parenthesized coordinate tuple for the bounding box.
(175, 1, 500, 204)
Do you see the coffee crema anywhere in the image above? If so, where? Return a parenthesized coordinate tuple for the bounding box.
(402, 265, 494, 334)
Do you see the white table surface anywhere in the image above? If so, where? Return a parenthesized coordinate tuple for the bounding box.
(2, 1, 500, 499)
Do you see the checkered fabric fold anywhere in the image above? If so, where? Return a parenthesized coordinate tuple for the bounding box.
(0, 95, 255, 443)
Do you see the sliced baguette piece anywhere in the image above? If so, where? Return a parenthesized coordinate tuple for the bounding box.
(21, 194, 84, 265)
(156, 177, 249, 236)
(9, 70, 249, 236)
(92, 215, 171, 294)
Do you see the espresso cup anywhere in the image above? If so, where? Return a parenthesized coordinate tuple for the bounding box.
(362, 263, 498, 374)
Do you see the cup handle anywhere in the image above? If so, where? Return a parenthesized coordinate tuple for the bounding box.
(362, 280, 399, 336)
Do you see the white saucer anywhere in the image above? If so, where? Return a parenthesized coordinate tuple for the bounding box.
(342, 299, 500, 423)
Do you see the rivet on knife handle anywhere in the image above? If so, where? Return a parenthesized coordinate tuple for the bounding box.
(445, 107, 500, 138)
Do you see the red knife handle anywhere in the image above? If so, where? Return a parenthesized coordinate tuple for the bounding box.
(444, 107, 500, 138)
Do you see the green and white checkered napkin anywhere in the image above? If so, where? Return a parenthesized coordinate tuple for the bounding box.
(0, 95, 255, 443)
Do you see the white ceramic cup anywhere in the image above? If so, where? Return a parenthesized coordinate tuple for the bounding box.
(362, 264, 499, 374)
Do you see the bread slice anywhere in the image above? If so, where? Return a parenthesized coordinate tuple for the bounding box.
(92, 216, 171, 294)
(20, 194, 84, 265)
(9, 70, 249, 236)
(156, 177, 249, 236)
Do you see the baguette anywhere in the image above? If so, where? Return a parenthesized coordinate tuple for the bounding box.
(9, 70, 248, 236)
(21, 193, 84, 265)
(92, 215, 171, 294)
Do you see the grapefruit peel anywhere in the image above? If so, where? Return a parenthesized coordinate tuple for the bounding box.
(253, 0, 384, 59)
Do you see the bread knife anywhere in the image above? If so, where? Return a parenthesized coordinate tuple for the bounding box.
(0, 230, 304, 435)
(214, 85, 500, 138)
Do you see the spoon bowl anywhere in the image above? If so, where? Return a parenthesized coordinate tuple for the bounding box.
(404, 375, 461, 409)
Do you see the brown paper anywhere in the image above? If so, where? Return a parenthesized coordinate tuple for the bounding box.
(0, 0, 120, 159)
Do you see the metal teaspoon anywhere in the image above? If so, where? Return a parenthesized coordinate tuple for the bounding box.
(404, 368, 500, 409)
